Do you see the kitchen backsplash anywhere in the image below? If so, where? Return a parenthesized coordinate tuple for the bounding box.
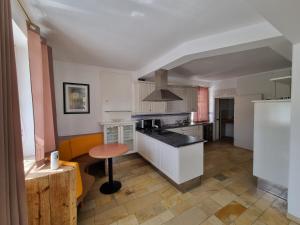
(132, 113, 191, 125)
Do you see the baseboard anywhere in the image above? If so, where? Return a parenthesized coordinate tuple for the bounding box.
(257, 178, 287, 200)
(287, 213, 300, 224)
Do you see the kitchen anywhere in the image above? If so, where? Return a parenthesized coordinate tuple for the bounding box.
(100, 69, 211, 192)
(10, 0, 300, 224)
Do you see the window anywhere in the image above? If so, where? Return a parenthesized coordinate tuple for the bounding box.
(197, 87, 209, 122)
(12, 20, 36, 159)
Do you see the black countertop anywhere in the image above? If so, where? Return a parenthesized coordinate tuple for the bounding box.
(136, 128, 205, 148)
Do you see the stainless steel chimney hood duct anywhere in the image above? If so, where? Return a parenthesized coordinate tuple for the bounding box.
(143, 69, 183, 102)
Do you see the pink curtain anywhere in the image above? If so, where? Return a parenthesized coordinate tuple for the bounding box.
(41, 39, 57, 153)
(0, 0, 28, 224)
(197, 87, 209, 122)
(27, 27, 45, 161)
(27, 27, 57, 161)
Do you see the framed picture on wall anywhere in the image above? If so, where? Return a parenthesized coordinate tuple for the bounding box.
(63, 82, 90, 114)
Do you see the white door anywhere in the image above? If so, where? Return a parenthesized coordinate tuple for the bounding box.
(234, 94, 262, 150)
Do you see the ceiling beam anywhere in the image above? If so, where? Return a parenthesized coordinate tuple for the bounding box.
(243, 0, 300, 44)
(137, 22, 282, 78)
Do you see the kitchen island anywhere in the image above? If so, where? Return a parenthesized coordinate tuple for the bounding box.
(136, 128, 205, 191)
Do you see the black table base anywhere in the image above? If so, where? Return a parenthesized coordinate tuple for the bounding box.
(100, 158, 121, 194)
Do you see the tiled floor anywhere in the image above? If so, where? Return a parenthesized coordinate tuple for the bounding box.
(78, 142, 298, 225)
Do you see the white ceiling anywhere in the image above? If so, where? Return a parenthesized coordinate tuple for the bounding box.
(24, 0, 265, 70)
(168, 47, 291, 81)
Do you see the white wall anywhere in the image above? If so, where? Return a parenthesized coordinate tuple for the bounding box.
(236, 69, 291, 98)
(288, 43, 300, 219)
(210, 68, 291, 148)
(53, 61, 134, 136)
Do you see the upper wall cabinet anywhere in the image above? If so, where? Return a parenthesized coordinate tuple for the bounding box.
(186, 87, 198, 112)
(133, 81, 198, 114)
(167, 87, 198, 113)
(133, 81, 166, 114)
(167, 87, 187, 113)
(102, 74, 132, 111)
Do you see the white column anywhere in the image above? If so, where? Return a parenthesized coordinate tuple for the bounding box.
(288, 43, 300, 219)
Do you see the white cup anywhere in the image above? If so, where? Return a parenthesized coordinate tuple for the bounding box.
(50, 151, 59, 170)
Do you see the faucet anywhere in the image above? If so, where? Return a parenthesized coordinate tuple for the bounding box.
(152, 124, 159, 129)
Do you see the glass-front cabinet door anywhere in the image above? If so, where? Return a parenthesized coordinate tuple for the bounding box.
(121, 125, 134, 153)
(104, 125, 120, 144)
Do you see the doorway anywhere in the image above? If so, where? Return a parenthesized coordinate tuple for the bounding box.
(215, 98, 234, 142)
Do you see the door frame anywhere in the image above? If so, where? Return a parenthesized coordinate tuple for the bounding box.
(214, 97, 235, 141)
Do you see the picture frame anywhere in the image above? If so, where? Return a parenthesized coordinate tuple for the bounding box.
(63, 82, 90, 114)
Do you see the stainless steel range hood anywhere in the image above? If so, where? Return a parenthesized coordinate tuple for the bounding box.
(143, 69, 183, 102)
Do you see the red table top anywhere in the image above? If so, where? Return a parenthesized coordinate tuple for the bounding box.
(89, 144, 128, 159)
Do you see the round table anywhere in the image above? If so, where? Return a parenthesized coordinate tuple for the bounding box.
(89, 144, 128, 194)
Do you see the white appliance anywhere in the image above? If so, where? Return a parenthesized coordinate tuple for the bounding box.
(50, 151, 59, 170)
(101, 121, 136, 154)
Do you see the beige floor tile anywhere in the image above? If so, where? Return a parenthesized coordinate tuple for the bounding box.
(254, 193, 277, 211)
(226, 179, 253, 195)
(164, 206, 208, 225)
(259, 207, 289, 225)
(252, 220, 267, 225)
(94, 205, 128, 225)
(134, 201, 166, 224)
(78, 209, 95, 222)
(235, 206, 263, 225)
(197, 197, 223, 216)
(201, 215, 224, 225)
(170, 198, 197, 216)
(113, 215, 139, 225)
(239, 188, 265, 205)
(272, 198, 288, 214)
(77, 143, 292, 225)
(78, 217, 95, 225)
(140, 210, 174, 225)
(215, 201, 247, 225)
(124, 191, 161, 214)
(211, 189, 238, 206)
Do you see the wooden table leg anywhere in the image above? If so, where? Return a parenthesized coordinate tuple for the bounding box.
(100, 158, 121, 194)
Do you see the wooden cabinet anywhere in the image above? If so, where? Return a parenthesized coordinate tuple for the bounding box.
(133, 81, 166, 114)
(103, 122, 136, 153)
(25, 164, 76, 225)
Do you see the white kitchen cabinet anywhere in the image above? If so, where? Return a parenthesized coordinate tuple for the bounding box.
(160, 142, 178, 181)
(149, 83, 167, 113)
(133, 82, 198, 114)
(186, 88, 198, 112)
(136, 132, 203, 184)
(133, 81, 166, 114)
(137, 82, 152, 113)
(167, 87, 187, 112)
(137, 132, 160, 167)
(103, 122, 136, 153)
